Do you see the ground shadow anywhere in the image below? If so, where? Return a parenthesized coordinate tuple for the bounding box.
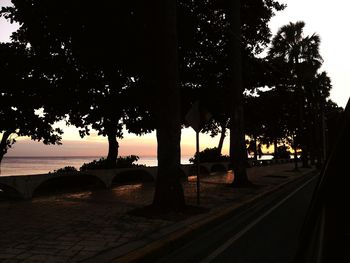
(128, 205, 210, 221)
(33, 174, 105, 197)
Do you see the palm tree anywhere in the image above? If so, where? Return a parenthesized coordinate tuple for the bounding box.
(268, 21, 323, 169)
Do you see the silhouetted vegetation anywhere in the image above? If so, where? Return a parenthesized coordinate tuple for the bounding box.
(266, 21, 337, 168)
(0, 42, 62, 168)
(0, 1, 342, 210)
(52, 166, 78, 175)
(189, 147, 229, 164)
(80, 155, 142, 171)
(273, 145, 291, 159)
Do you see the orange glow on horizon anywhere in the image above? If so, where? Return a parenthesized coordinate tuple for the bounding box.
(6, 122, 230, 157)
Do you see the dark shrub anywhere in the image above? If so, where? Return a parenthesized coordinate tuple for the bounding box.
(116, 155, 145, 168)
(52, 166, 78, 174)
(189, 147, 230, 163)
(80, 155, 144, 171)
(273, 145, 291, 159)
(80, 158, 110, 171)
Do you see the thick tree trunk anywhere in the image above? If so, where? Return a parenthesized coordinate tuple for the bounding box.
(227, 0, 251, 187)
(151, 0, 185, 210)
(0, 130, 12, 174)
(106, 129, 118, 168)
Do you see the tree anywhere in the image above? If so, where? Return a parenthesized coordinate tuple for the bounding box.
(268, 21, 323, 168)
(148, 0, 186, 210)
(0, 42, 62, 170)
(1, 1, 150, 168)
(226, 0, 252, 186)
(3, 1, 185, 210)
(177, 0, 284, 185)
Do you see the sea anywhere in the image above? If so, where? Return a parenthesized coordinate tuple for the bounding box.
(0, 154, 275, 177)
(0, 156, 192, 176)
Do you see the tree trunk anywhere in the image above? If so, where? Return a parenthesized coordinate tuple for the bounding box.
(295, 55, 309, 168)
(106, 129, 118, 168)
(0, 130, 12, 174)
(217, 121, 227, 155)
(151, 0, 185, 210)
(253, 137, 258, 161)
(227, 0, 251, 187)
(293, 134, 299, 170)
(273, 138, 278, 159)
(310, 112, 317, 166)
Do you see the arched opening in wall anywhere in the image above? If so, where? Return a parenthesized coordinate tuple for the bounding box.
(178, 169, 187, 181)
(32, 174, 106, 197)
(189, 165, 210, 176)
(112, 170, 154, 185)
(211, 164, 227, 173)
(0, 184, 22, 200)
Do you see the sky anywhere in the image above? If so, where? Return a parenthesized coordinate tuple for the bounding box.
(1, 0, 349, 157)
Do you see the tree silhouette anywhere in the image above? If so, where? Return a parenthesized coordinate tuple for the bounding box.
(1, 1, 151, 168)
(178, 0, 285, 175)
(225, 0, 251, 186)
(148, 0, 186, 210)
(0, 43, 62, 170)
(268, 21, 323, 168)
(304, 71, 332, 165)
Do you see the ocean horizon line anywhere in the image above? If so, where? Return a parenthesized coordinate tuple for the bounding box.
(3, 155, 193, 159)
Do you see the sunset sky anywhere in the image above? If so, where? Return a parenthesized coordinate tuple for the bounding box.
(1, 0, 349, 157)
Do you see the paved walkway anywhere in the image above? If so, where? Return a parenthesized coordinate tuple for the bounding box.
(0, 163, 317, 263)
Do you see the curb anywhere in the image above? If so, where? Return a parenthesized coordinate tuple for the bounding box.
(85, 168, 317, 263)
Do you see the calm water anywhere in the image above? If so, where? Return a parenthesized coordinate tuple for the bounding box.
(0, 155, 277, 177)
(0, 156, 192, 176)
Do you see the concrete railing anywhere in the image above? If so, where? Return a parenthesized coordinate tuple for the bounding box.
(0, 160, 294, 199)
(0, 162, 231, 199)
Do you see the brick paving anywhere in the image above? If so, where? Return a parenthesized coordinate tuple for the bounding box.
(0, 163, 316, 263)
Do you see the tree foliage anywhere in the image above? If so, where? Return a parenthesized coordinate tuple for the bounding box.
(265, 21, 332, 166)
(0, 42, 62, 165)
(1, 1, 153, 167)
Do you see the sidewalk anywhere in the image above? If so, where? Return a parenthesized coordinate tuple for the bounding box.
(0, 163, 317, 263)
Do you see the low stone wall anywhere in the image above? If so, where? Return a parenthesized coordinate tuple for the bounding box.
(0, 160, 293, 199)
(0, 162, 231, 199)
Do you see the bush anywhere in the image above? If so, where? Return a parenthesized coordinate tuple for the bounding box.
(189, 147, 230, 164)
(80, 155, 144, 171)
(80, 158, 110, 171)
(51, 166, 78, 175)
(116, 155, 145, 168)
(273, 145, 291, 159)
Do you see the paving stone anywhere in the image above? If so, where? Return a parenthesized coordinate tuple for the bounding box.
(0, 164, 313, 262)
(0, 253, 15, 259)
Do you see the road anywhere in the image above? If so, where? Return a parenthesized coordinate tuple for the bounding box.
(156, 174, 318, 263)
